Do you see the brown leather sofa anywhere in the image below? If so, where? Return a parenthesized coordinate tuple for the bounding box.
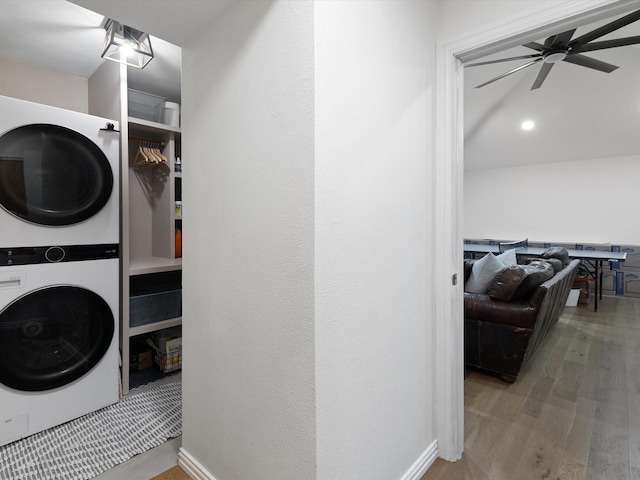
(464, 257, 579, 382)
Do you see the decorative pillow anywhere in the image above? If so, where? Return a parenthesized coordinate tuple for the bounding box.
(464, 259, 475, 284)
(524, 256, 563, 273)
(465, 253, 507, 294)
(541, 247, 569, 265)
(488, 260, 555, 302)
(496, 248, 517, 267)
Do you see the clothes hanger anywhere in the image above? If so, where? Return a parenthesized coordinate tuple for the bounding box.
(133, 139, 167, 168)
(142, 141, 158, 164)
(155, 142, 168, 163)
(134, 144, 149, 167)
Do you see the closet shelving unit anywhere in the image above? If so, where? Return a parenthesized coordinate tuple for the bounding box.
(123, 112, 183, 394)
(88, 55, 183, 396)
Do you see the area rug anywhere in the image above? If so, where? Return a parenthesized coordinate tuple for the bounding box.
(0, 380, 181, 480)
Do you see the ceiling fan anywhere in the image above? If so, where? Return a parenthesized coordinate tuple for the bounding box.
(467, 9, 640, 90)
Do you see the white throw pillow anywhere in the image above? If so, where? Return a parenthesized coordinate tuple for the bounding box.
(465, 253, 506, 294)
(497, 248, 517, 267)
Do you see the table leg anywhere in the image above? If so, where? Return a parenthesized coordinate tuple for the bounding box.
(599, 260, 603, 300)
(594, 261, 599, 312)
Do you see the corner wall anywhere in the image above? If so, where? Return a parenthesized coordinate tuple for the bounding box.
(181, 0, 438, 478)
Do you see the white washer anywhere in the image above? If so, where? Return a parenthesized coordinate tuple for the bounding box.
(0, 246, 119, 447)
(0, 95, 119, 247)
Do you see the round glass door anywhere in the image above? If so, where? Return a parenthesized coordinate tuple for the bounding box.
(0, 286, 114, 391)
(0, 124, 113, 226)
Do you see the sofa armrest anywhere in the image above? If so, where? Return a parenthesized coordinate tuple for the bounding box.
(528, 259, 580, 309)
(464, 292, 538, 329)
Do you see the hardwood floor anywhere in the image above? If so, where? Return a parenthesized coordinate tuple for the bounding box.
(422, 295, 640, 480)
(151, 466, 191, 480)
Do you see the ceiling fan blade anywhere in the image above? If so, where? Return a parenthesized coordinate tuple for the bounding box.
(474, 58, 542, 89)
(523, 41, 546, 52)
(569, 9, 640, 47)
(466, 54, 542, 67)
(543, 34, 556, 48)
(531, 62, 554, 90)
(573, 36, 640, 53)
(563, 53, 619, 73)
(549, 29, 576, 47)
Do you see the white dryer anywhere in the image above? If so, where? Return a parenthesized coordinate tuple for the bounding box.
(0, 244, 119, 447)
(0, 95, 119, 247)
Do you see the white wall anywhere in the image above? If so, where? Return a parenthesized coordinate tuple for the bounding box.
(181, 2, 315, 479)
(181, 0, 437, 478)
(182, 0, 315, 480)
(0, 56, 88, 113)
(464, 154, 640, 245)
(315, 1, 436, 479)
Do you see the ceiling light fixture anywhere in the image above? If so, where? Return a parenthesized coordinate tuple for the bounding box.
(101, 19, 153, 69)
(521, 120, 535, 131)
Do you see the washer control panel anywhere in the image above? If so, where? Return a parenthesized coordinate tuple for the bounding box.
(0, 244, 119, 266)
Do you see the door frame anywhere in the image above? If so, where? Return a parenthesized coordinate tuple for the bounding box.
(433, 0, 635, 461)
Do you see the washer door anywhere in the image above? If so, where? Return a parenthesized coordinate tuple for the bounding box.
(0, 124, 113, 226)
(0, 286, 115, 392)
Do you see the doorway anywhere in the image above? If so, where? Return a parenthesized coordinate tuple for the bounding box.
(434, 0, 637, 461)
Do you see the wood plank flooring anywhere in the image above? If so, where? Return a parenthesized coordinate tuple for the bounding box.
(151, 465, 191, 480)
(422, 295, 640, 480)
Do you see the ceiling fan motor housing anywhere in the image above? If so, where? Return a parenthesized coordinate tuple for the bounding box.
(544, 50, 568, 63)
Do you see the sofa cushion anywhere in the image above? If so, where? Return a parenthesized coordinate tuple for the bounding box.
(465, 253, 506, 294)
(541, 247, 569, 265)
(497, 248, 517, 267)
(464, 259, 475, 284)
(524, 256, 563, 273)
(488, 260, 555, 302)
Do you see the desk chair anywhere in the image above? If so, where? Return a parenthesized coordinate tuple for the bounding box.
(498, 238, 528, 253)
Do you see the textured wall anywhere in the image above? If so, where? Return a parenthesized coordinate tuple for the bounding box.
(315, 1, 437, 478)
(464, 155, 640, 245)
(181, 2, 316, 479)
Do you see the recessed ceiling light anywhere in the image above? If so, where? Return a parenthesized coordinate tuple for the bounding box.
(521, 120, 535, 131)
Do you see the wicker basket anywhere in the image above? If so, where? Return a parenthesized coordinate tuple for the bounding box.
(146, 338, 182, 373)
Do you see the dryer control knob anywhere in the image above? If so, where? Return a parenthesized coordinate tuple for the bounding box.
(45, 246, 65, 263)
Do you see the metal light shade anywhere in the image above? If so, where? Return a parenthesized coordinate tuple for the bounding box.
(101, 19, 153, 69)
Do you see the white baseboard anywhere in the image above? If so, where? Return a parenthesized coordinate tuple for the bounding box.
(399, 440, 438, 480)
(178, 447, 217, 480)
(178, 441, 438, 480)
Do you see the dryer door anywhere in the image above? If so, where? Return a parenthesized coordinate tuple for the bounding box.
(0, 124, 113, 226)
(0, 286, 115, 391)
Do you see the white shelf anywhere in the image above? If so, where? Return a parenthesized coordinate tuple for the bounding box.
(128, 116, 181, 133)
(129, 256, 182, 276)
(130, 317, 182, 336)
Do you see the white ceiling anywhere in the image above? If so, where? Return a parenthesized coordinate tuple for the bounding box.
(0, 1, 232, 104)
(1, 1, 639, 172)
(464, 8, 640, 171)
(0, 0, 105, 78)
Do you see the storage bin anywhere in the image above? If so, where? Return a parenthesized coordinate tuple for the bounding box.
(129, 289, 182, 327)
(147, 327, 182, 373)
(128, 89, 166, 123)
(566, 288, 580, 307)
(164, 101, 180, 127)
(154, 345, 182, 373)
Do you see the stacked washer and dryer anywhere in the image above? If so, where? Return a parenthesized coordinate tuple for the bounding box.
(0, 95, 121, 447)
